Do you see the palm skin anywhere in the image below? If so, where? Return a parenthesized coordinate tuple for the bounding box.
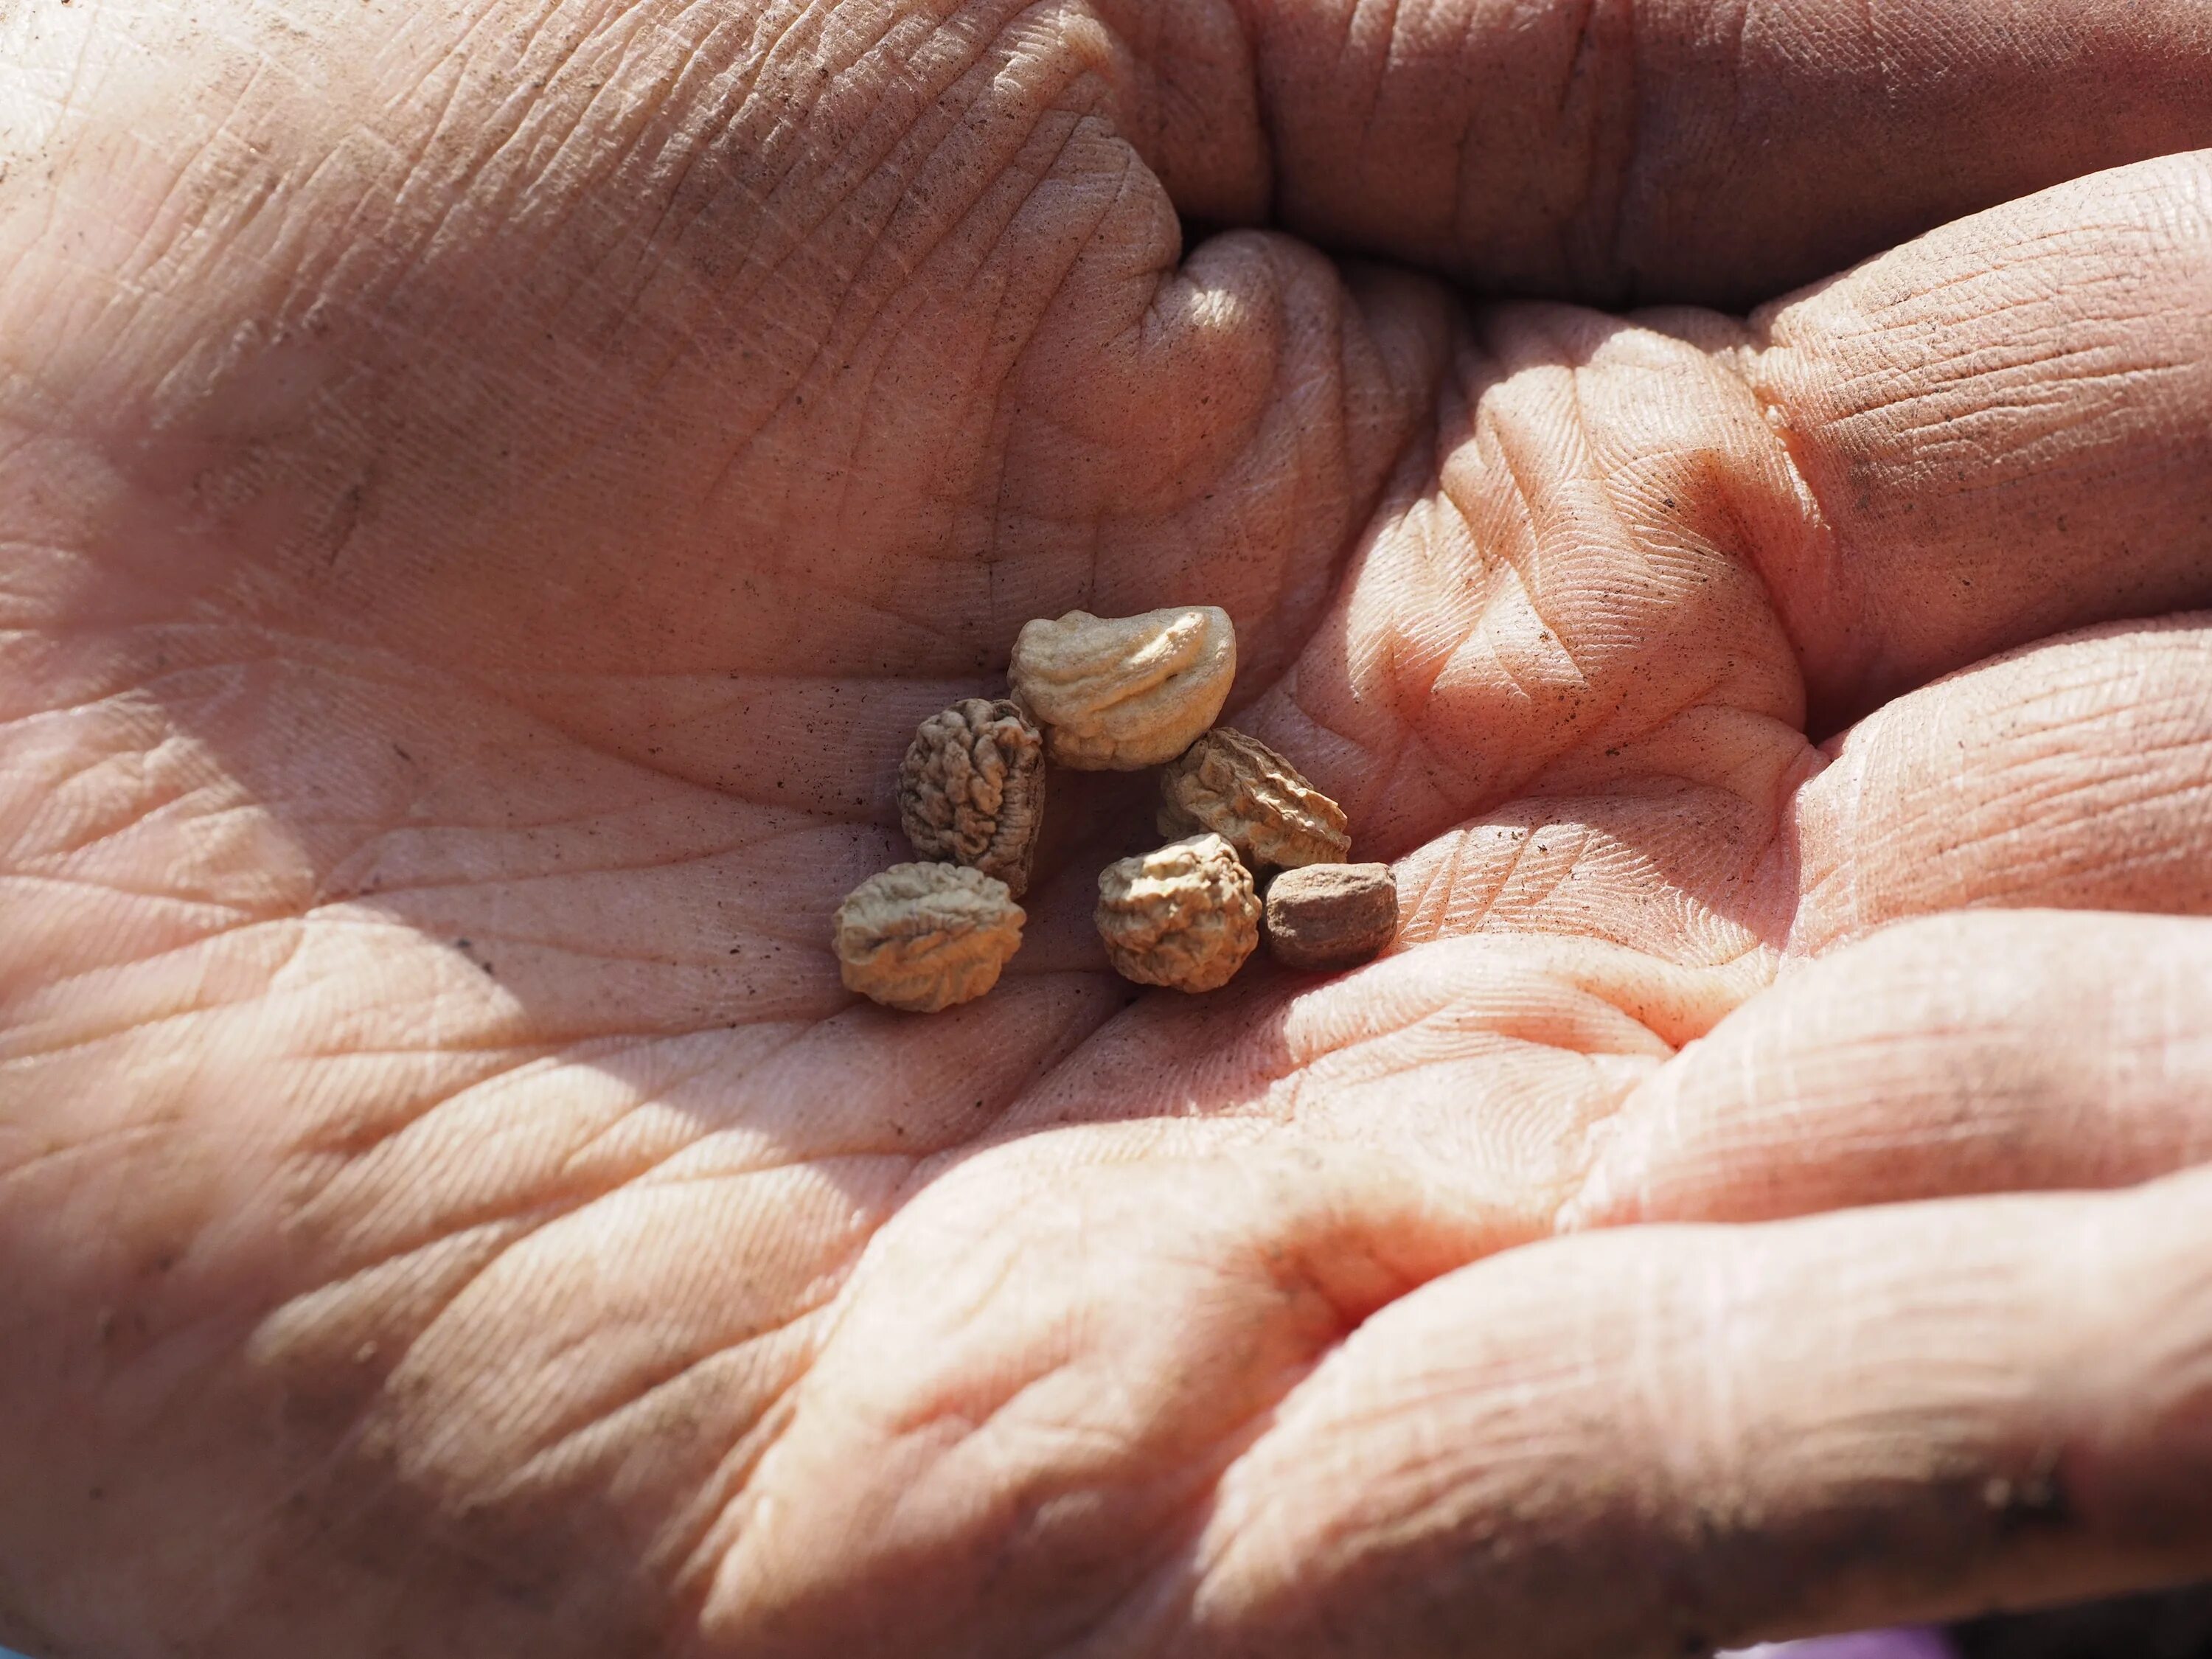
(4, 1, 2212, 1655)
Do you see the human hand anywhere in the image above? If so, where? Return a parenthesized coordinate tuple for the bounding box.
(2, 2, 2209, 1655)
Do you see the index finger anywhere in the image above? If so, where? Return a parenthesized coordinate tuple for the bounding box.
(1121, 0, 2212, 305)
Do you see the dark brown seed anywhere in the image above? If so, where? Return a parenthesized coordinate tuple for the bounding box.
(897, 698, 1047, 897)
(1262, 863, 1397, 973)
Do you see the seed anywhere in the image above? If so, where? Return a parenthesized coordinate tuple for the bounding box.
(1262, 863, 1397, 973)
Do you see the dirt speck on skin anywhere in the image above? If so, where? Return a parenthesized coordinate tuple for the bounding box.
(1978, 1464, 2070, 1536)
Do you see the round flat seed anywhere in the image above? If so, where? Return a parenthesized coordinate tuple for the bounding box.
(1262, 863, 1398, 973)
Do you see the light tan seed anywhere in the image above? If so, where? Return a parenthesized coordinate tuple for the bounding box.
(1157, 727, 1351, 869)
(832, 863, 1024, 1012)
(1009, 605, 1236, 770)
(1095, 832, 1259, 993)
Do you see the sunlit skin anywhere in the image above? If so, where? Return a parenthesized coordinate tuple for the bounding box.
(3, 2, 2211, 1655)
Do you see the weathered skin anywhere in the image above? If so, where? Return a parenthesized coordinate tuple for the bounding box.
(3, 3, 2212, 1657)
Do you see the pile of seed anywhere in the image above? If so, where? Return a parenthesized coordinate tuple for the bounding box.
(831, 605, 1398, 1012)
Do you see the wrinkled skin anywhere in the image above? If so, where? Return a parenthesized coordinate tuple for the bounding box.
(4, 2, 2212, 1655)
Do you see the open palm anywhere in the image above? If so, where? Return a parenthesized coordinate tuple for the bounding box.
(4, 3, 2212, 1655)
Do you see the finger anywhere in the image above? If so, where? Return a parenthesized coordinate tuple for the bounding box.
(1740, 153, 2212, 728)
(1107, 1164, 2212, 1659)
(1564, 910, 2212, 1230)
(1561, 622, 2212, 1227)
(21, 0, 2205, 317)
(1166, 0, 2212, 305)
(695, 1141, 1503, 1655)
(1789, 621, 2212, 956)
